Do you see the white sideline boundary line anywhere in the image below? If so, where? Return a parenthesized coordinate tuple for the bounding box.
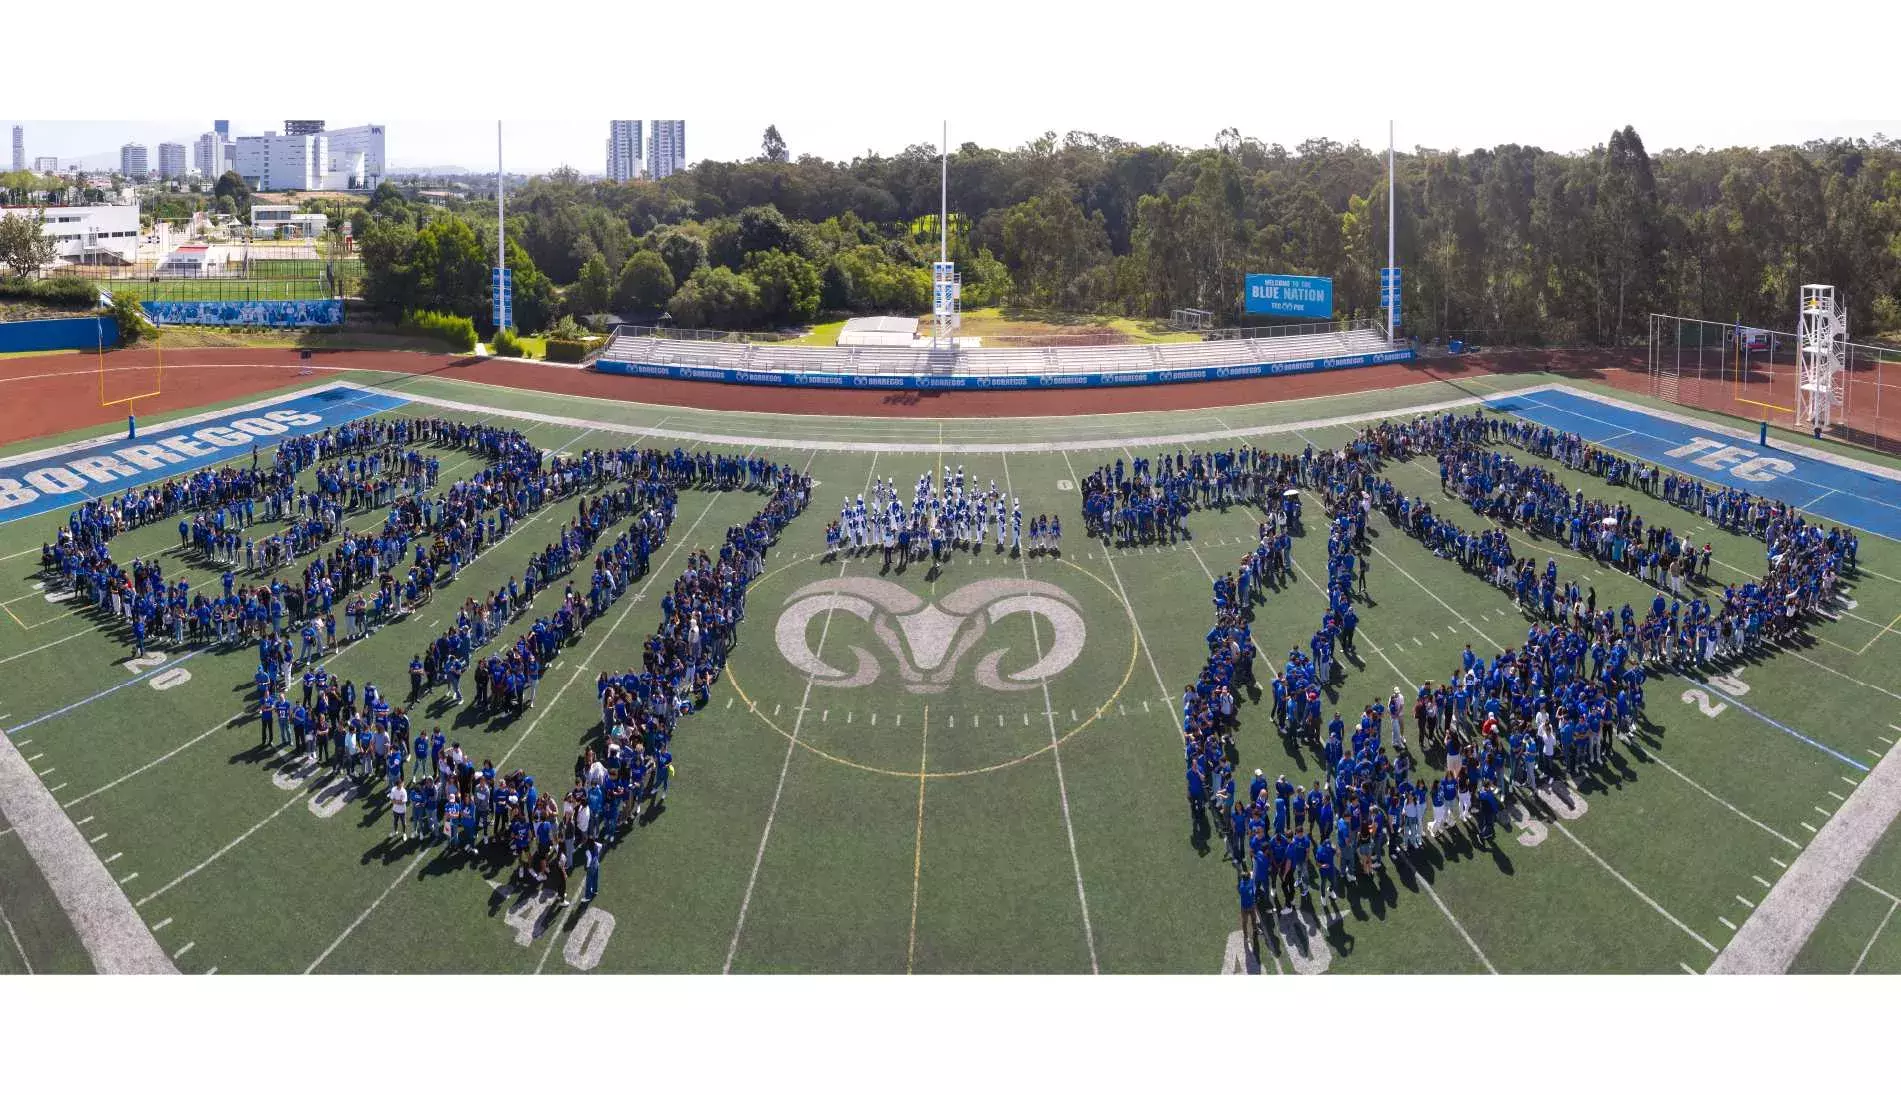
(296, 378, 1502, 456)
(0, 713, 173, 973)
(1709, 737, 1901, 974)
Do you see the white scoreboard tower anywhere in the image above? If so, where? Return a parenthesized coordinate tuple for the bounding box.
(1795, 283, 1847, 434)
(931, 122, 961, 349)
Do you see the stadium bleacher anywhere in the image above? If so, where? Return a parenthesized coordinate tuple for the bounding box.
(596, 322, 1394, 381)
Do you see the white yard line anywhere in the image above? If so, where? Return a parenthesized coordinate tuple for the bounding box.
(1415, 872, 1498, 973)
(1854, 876, 1901, 903)
(1709, 737, 1901, 974)
(1058, 450, 1177, 717)
(135, 781, 318, 908)
(1850, 899, 1899, 974)
(0, 727, 173, 973)
(1005, 452, 1099, 973)
(0, 896, 30, 973)
(906, 705, 929, 974)
(304, 849, 448, 974)
(1638, 751, 1801, 850)
(1554, 821, 1718, 955)
(722, 450, 851, 974)
(0, 628, 89, 668)
(60, 718, 240, 810)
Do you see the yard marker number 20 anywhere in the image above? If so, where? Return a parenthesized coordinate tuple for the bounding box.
(1682, 670, 1749, 720)
(123, 651, 191, 691)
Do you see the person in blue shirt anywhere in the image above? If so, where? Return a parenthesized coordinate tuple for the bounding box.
(1185, 760, 1206, 824)
(582, 837, 603, 903)
(1236, 873, 1259, 949)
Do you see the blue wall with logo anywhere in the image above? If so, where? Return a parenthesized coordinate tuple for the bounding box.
(1243, 274, 1334, 318)
(141, 299, 344, 328)
(593, 348, 1415, 390)
(0, 315, 119, 354)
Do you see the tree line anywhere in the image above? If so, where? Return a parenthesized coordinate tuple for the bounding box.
(353, 126, 1901, 342)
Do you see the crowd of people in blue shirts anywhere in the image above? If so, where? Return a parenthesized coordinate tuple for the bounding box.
(1146, 408, 1857, 959)
(240, 429, 812, 910)
(1078, 446, 1310, 546)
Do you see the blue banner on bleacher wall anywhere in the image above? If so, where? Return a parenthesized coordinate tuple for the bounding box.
(140, 299, 344, 328)
(592, 349, 1414, 390)
(1243, 274, 1334, 318)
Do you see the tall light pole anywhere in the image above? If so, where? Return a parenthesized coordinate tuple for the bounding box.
(1387, 119, 1396, 342)
(940, 119, 948, 266)
(497, 121, 506, 328)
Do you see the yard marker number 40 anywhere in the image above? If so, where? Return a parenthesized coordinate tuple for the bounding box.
(123, 651, 191, 691)
(497, 885, 616, 971)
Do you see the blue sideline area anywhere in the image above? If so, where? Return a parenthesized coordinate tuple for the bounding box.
(0, 386, 409, 524)
(1484, 386, 1901, 542)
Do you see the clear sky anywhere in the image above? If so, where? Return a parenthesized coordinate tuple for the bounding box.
(8, 0, 1897, 174)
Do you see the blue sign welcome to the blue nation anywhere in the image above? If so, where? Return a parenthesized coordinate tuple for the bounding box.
(1243, 273, 1334, 319)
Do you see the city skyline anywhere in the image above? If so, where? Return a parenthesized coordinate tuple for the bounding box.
(7, 117, 1901, 180)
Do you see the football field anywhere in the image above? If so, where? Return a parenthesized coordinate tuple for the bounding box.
(4, 366, 1901, 975)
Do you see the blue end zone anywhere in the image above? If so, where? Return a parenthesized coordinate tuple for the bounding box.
(0, 385, 409, 525)
(1485, 387, 1901, 542)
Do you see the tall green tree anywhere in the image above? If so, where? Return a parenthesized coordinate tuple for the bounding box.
(571, 253, 614, 316)
(666, 266, 761, 329)
(762, 125, 789, 163)
(743, 250, 821, 323)
(999, 191, 1111, 309)
(0, 210, 59, 277)
(615, 250, 676, 313)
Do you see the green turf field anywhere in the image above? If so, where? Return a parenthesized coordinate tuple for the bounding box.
(3, 367, 1900, 974)
(108, 279, 336, 302)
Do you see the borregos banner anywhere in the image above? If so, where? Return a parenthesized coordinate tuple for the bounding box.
(1243, 274, 1333, 319)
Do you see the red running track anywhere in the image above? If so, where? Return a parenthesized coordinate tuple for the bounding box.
(1, 345, 1658, 449)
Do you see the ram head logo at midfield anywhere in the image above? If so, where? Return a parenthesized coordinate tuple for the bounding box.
(774, 577, 1087, 694)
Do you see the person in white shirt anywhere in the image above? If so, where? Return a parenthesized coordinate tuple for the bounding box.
(389, 782, 408, 835)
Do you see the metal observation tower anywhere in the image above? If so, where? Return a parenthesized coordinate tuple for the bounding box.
(1796, 283, 1847, 435)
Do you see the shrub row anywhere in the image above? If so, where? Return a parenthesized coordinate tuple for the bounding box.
(398, 309, 477, 352)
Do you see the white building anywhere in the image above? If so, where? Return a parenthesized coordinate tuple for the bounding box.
(193, 132, 221, 179)
(323, 124, 384, 189)
(607, 120, 642, 182)
(120, 142, 148, 179)
(648, 120, 685, 179)
(250, 204, 327, 238)
(234, 132, 326, 191)
(11, 125, 22, 171)
(154, 242, 220, 276)
(0, 204, 141, 265)
(157, 142, 187, 180)
(32, 156, 58, 174)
